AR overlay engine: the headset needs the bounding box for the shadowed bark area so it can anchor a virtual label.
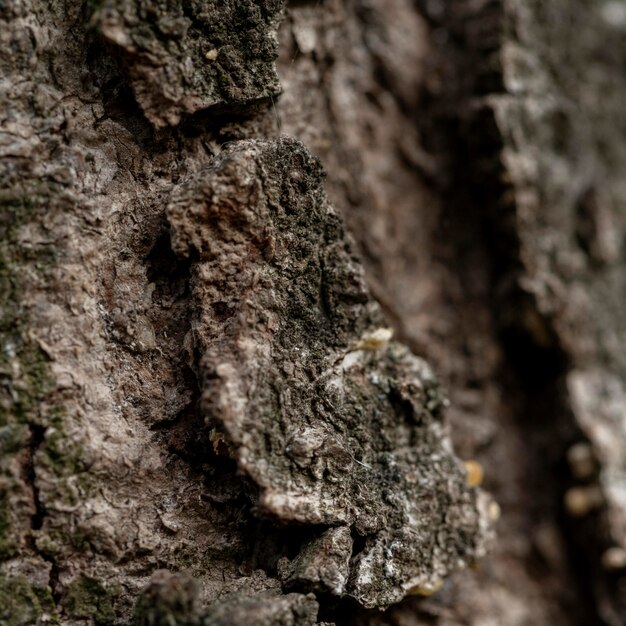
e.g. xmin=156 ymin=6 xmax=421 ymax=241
xmin=1 ymin=1 xmax=625 ymax=625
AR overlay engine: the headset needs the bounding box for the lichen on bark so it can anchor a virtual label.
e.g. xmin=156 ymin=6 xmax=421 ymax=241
xmin=166 ymin=137 xmax=493 ymax=609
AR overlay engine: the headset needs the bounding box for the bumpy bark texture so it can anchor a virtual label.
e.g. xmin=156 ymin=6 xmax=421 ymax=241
xmin=276 ymin=1 xmax=626 ymax=624
xmin=1 ymin=0 xmax=625 ymax=625
xmin=98 ymin=0 xmax=283 ymax=126
xmin=166 ymin=137 xmax=490 ymax=608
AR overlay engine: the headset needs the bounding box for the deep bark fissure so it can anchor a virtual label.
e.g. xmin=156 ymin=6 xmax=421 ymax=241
xmin=25 ymin=423 xmax=62 ymax=605
xmin=26 ymin=424 xmax=46 ymax=534
xmin=498 ymin=317 xmax=601 ymax=624
xmin=409 ymin=3 xmax=609 ymax=623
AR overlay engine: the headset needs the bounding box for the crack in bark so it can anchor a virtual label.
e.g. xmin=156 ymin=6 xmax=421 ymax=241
xmin=25 ymin=423 xmax=62 ymax=606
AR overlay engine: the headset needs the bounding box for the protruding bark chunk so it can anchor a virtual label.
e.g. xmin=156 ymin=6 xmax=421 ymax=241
xmin=167 ymin=137 xmax=493 ymax=608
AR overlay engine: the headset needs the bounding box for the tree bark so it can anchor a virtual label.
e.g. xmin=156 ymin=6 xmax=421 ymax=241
xmin=1 ymin=1 xmax=625 ymax=625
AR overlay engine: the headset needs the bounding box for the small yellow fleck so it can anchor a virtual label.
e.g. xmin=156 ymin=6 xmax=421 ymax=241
xmin=564 ymin=485 xmax=603 ymax=517
xmin=487 ymin=499 xmax=501 ymax=522
xmin=601 ymin=546 xmax=626 ymax=571
xmin=407 ymin=577 xmax=444 ymax=597
xmin=356 ymin=327 xmax=394 ymax=350
xmin=205 ymin=48 xmax=218 ymax=61
xmin=464 ymin=460 xmax=484 ymax=487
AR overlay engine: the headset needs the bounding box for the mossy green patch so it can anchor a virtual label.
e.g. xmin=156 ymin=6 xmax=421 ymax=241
xmin=0 ymin=183 xmax=63 ymax=563
xmin=40 ymin=419 xmax=87 ymax=479
xmin=63 ymin=575 xmax=117 ymax=625
xmin=0 ymin=424 xmax=30 ymax=456
xmin=0 ymin=187 xmax=56 ymax=429
xmin=0 ymin=490 xmax=18 ymax=560
xmin=0 ymin=574 xmax=57 ymax=626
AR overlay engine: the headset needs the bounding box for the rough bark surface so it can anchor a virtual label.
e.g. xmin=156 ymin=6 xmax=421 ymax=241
xmin=98 ymin=0 xmax=283 ymax=127
xmin=166 ymin=136 xmax=490 ymax=609
xmin=1 ymin=1 xmax=625 ymax=626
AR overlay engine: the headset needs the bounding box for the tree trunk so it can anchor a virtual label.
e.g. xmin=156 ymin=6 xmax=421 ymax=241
xmin=1 ymin=1 xmax=625 ymax=625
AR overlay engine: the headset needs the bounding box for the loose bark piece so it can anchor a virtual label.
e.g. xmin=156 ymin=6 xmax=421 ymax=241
xmin=203 ymin=591 xmax=319 ymax=626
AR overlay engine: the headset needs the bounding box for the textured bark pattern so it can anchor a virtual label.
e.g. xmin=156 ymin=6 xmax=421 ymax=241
xmin=98 ymin=0 xmax=283 ymax=127
xmin=0 ymin=0 xmax=492 ymax=624
xmin=276 ymin=0 xmax=626 ymax=624
xmin=166 ymin=137 xmax=490 ymax=608
xmin=495 ymin=2 xmax=626 ymax=622
xmin=1 ymin=0 xmax=625 ymax=624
